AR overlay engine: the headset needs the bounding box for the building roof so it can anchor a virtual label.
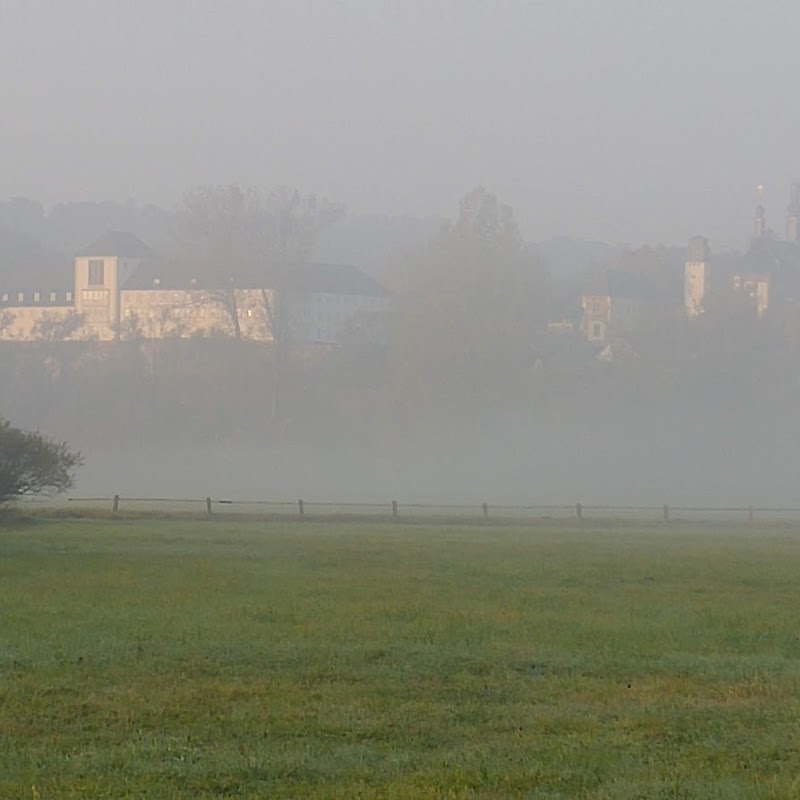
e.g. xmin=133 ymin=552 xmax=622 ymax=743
xmin=739 ymin=236 xmax=800 ymax=275
xmin=123 ymin=261 xmax=389 ymax=297
xmin=281 ymin=263 xmax=388 ymax=297
xmin=77 ymin=231 xmax=153 ymax=259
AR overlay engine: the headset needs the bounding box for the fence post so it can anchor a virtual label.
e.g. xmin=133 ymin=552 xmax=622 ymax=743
xmin=748 ymin=505 xmax=754 ymax=524
xmin=112 ymin=494 xmax=120 ymax=513
xmin=392 ymin=500 xmax=398 ymax=519
xmin=482 ymin=502 xmax=489 ymax=520
xmin=575 ymin=502 xmax=583 ymax=521
xmin=298 ymin=498 xmax=304 ymax=518
xmin=206 ymin=497 xmax=213 ymax=516
xmin=662 ymin=504 xmax=669 ymax=523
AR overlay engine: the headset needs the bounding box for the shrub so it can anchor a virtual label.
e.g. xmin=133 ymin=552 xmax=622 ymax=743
xmin=0 ymin=419 xmax=82 ymax=507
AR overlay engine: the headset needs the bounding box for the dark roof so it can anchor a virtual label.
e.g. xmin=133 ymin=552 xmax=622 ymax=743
xmin=77 ymin=231 xmax=153 ymax=259
xmin=122 ymin=261 xmax=388 ymax=297
xmin=281 ymin=263 xmax=388 ymax=297
xmin=739 ymin=236 xmax=800 ymax=274
xmin=0 ymin=272 xmax=73 ymax=295
xmin=122 ymin=260 xmax=275 ymax=291
xmin=122 ymin=261 xmax=205 ymax=290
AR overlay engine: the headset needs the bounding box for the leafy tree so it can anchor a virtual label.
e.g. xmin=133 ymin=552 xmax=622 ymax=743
xmin=389 ymin=187 xmax=548 ymax=418
xmin=0 ymin=419 xmax=82 ymax=507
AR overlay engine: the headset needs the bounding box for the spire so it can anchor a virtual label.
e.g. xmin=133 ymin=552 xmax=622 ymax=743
xmin=754 ymin=204 xmax=766 ymax=238
xmin=787 ymin=180 xmax=800 ymax=243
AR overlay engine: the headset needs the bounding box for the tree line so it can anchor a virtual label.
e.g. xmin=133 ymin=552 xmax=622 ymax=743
xmin=3 ymin=183 xmax=800 ymax=460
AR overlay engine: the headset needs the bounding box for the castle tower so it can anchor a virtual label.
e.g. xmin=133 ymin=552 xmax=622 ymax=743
xmin=74 ymin=231 xmax=151 ymax=340
xmin=787 ymin=180 xmax=800 ymax=243
xmin=684 ymin=235 xmax=710 ymax=318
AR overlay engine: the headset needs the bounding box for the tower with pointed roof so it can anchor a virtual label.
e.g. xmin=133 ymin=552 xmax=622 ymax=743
xmin=74 ymin=231 xmax=152 ymax=338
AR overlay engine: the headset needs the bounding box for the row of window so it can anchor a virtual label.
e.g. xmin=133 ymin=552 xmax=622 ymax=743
xmin=1 ymin=291 xmax=73 ymax=304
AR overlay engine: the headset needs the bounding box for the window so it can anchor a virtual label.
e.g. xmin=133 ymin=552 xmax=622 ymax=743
xmin=82 ymin=290 xmax=107 ymax=302
xmin=33 ymin=292 xmax=40 ymax=302
xmin=88 ymin=259 xmax=105 ymax=286
xmin=50 ymin=292 xmax=56 ymax=302
xmin=591 ymin=322 xmax=603 ymax=339
xmin=17 ymin=293 xmax=23 ymax=303
xmin=66 ymin=292 xmax=72 ymax=302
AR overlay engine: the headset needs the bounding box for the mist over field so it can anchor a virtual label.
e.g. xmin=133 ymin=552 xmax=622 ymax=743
xmin=64 ymin=397 xmax=798 ymax=509
xmin=3 ymin=1 xmax=800 ymax=510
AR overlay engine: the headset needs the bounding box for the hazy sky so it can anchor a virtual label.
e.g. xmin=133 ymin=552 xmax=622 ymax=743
xmin=2 ymin=0 xmax=799 ymax=248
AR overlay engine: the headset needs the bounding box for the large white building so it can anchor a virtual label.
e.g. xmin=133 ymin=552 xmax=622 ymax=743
xmin=0 ymin=232 xmax=390 ymax=345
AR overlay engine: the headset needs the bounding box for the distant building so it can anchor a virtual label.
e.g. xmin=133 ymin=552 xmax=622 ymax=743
xmin=684 ymin=235 xmax=710 ymax=318
xmin=731 ymin=234 xmax=800 ymax=318
xmin=732 ymin=272 xmax=770 ymax=317
xmin=280 ymin=263 xmax=390 ymax=346
xmin=580 ymin=271 xmax=661 ymax=345
xmin=0 ymin=231 xmax=390 ymax=345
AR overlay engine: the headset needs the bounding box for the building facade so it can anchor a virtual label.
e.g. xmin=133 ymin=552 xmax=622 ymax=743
xmin=0 ymin=232 xmax=389 ymax=345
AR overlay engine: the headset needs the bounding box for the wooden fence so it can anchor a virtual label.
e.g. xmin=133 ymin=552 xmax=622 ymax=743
xmin=54 ymin=495 xmax=800 ymax=524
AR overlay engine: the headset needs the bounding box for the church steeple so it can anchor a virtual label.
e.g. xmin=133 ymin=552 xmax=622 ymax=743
xmin=754 ymin=184 xmax=767 ymax=238
xmin=787 ymin=180 xmax=800 ymax=243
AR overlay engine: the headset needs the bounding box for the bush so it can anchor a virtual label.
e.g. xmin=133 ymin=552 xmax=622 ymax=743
xmin=0 ymin=419 xmax=82 ymax=507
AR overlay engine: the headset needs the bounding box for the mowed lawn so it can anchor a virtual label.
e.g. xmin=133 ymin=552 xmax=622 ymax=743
xmin=2 ymin=519 xmax=800 ymax=799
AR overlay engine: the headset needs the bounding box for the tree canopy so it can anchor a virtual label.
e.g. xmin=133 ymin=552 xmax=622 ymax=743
xmin=389 ymin=187 xmax=548 ymax=416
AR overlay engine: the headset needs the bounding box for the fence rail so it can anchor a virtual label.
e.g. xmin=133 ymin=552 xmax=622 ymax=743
xmin=35 ymin=495 xmax=800 ymax=524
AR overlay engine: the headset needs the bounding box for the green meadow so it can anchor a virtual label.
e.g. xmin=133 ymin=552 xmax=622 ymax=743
xmin=2 ymin=517 xmax=800 ymax=799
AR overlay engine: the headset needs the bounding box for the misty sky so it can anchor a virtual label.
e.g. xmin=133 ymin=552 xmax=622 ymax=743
xmin=2 ymin=0 xmax=798 ymax=249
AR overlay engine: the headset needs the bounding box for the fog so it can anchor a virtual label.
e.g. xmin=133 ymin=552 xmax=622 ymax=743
xmin=74 ymin=406 xmax=800 ymax=509
xmin=2 ymin=1 xmax=800 ymax=248
xmin=3 ymin=2 xmax=800 ymax=512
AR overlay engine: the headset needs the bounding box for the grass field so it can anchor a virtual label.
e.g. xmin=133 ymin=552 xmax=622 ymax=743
xmin=2 ymin=517 xmax=800 ymax=798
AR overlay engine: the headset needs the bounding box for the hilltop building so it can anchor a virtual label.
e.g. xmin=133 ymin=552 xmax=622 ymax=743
xmin=0 ymin=232 xmax=389 ymax=345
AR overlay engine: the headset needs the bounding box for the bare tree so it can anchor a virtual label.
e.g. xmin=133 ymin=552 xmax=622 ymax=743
xmin=173 ymin=184 xmax=344 ymax=417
